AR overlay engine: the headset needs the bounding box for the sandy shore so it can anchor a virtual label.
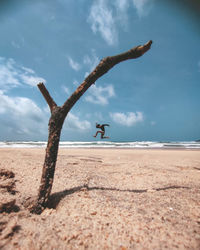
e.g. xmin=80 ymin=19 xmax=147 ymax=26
xmin=0 ymin=148 xmax=200 ymax=249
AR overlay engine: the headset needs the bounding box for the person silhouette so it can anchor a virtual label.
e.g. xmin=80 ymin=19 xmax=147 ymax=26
xmin=93 ymin=123 xmax=110 ymax=139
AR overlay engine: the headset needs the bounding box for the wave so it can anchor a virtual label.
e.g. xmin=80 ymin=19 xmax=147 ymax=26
xmin=0 ymin=141 xmax=200 ymax=149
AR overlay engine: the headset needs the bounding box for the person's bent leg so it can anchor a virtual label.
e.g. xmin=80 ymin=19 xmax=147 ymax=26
xmin=93 ymin=131 xmax=103 ymax=138
xmin=101 ymin=132 xmax=105 ymax=139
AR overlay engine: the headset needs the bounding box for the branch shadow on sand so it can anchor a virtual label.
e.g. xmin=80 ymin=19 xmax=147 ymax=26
xmin=47 ymin=185 xmax=190 ymax=209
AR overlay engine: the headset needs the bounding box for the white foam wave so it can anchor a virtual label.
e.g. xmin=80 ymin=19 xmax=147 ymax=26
xmin=0 ymin=141 xmax=200 ymax=149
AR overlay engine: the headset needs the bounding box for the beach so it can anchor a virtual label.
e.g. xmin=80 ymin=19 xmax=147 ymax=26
xmin=0 ymin=148 xmax=200 ymax=249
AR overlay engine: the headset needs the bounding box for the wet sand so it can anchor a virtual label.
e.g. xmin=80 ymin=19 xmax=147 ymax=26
xmin=0 ymin=148 xmax=200 ymax=249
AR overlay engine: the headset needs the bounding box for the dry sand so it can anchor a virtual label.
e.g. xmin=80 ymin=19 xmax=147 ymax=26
xmin=0 ymin=148 xmax=200 ymax=249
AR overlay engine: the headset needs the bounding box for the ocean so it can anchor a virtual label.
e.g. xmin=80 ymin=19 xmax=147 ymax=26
xmin=0 ymin=141 xmax=200 ymax=149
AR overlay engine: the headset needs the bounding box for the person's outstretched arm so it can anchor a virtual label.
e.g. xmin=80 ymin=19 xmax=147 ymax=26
xmin=102 ymin=124 xmax=110 ymax=127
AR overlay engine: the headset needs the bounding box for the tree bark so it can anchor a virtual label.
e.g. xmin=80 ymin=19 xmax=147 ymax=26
xmin=31 ymin=106 xmax=65 ymax=214
xmin=31 ymin=40 xmax=152 ymax=214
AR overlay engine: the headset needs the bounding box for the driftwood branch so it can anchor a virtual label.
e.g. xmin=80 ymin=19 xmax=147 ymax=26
xmin=38 ymin=82 xmax=57 ymax=112
xmin=31 ymin=40 xmax=153 ymax=214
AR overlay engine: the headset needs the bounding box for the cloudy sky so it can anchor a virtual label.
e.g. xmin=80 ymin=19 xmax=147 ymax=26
xmin=0 ymin=0 xmax=200 ymax=141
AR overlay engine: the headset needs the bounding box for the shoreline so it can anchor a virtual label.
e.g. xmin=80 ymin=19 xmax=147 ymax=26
xmin=0 ymin=145 xmax=200 ymax=151
xmin=0 ymin=147 xmax=200 ymax=151
xmin=1 ymin=141 xmax=200 ymax=151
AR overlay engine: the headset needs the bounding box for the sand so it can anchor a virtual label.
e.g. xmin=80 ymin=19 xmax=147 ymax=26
xmin=0 ymin=148 xmax=200 ymax=249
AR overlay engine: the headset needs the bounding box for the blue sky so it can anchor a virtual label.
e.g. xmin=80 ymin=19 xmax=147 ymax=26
xmin=0 ymin=0 xmax=200 ymax=141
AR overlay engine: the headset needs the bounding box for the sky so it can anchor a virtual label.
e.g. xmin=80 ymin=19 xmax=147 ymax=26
xmin=0 ymin=0 xmax=200 ymax=142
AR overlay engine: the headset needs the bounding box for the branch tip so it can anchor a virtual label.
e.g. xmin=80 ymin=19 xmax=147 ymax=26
xmin=38 ymin=82 xmax=44 ymax=87
xmin=37 ymin=82 xmax=57 ymax=112
xmin=137 ymin=40 xmax=153 ymax=55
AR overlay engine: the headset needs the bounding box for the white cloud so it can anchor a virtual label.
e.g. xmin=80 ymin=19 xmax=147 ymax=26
xmin=0 ymin=91 xmax=48 ymax=137
xmin=0 ymin=57 xmax=46 ymax=91
xmin=115 ymin=0 xmax=129 ymax=11
xmin=88 ymin=0 xmax=153 ymax=45
xmin=132 ymin=0 xmax=152 ymax=17
xmin=67 ymin=56 xmax=81 ymax=71
xmin=88 ymin=0 xmax=117 ymax=46
xmin=62 ymin=85 xmax=70 ymax=95
xmin=85 ymin=84 xmax=115 ymax=105
xmin=83 ymin=49 xmax=99 ymax=72
xmin=0 ymin=90 xmax=91 ymax=139
xmin=113 ymin=0 xmax=129 ymax=27
xmin=0 ymin=58 xmax=21 ymax=90
xmin=73 ymin=80 xmax=79 ymax=86
xmin=64 ymin=112 xmax=91 ymax=130
xmin=20 ymin=74 xmax=45 ymax=87
xmin=21 ymin=66 xmax=35 ymax=74
xmin=110 ymin=111 xmax=143 ymax=126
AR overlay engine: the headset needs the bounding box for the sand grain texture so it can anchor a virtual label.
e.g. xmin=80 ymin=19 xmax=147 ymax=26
xmin=0 ymin=148 xmax=200 ymax=249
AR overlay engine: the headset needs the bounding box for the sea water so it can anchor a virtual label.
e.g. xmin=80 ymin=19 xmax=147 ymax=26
xmin=0 ymin=141 xmax=200 ymax=149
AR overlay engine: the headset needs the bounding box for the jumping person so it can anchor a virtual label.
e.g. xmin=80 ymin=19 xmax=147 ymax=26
xmin=93 ymin=123 xmax=110 ymax=139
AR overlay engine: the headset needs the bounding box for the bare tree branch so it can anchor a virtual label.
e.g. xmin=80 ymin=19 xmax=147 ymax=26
xmin=61 ymin=40 xmax=152 ymax=115
xmin=38 ymin=82 xmax=57 ymax=113
xmin=31 ymin=40 xmax=153 ymax=214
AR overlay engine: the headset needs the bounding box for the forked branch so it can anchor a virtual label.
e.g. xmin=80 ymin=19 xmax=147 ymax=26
xmin=31 ymin=40 xmax=152 ymax=214
xmin=38 ymin=82 xmax=57 ymax=113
